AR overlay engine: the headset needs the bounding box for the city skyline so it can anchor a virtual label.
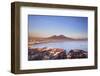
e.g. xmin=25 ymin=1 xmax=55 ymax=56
xmin=28 ymin=15 xmax=88 ymax=39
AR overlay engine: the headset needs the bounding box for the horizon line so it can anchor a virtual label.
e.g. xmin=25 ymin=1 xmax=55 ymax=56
xmin=28 ymin=34 xmax=88 ymax=39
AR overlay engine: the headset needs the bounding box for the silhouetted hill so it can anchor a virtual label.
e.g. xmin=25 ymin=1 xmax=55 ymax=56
xmin=47 ymin=35 xmax=74 ymax=40
xmin=29 ymin=35 xmax=88 ymax=41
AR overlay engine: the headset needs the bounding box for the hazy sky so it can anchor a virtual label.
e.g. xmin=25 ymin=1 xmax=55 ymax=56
xmin=28 ymin=15 xmax=88 ymax=38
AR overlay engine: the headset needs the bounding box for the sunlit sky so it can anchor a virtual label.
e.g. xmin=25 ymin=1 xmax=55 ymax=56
xmin=28 ymin=15 xmax=88 ymax=39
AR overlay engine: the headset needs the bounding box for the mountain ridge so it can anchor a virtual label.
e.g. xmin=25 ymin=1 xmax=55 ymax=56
xmin=29 ymin=35 xmax=88 ymax=40
xmin=47 ymin=35 xmax=74 ymax=40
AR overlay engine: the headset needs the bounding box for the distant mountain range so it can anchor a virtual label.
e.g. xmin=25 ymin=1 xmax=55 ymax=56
xmin=29 ymin=35 xmax=87 ymax=41
xmin=47 ymin=35 xmax=74 ymax=40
